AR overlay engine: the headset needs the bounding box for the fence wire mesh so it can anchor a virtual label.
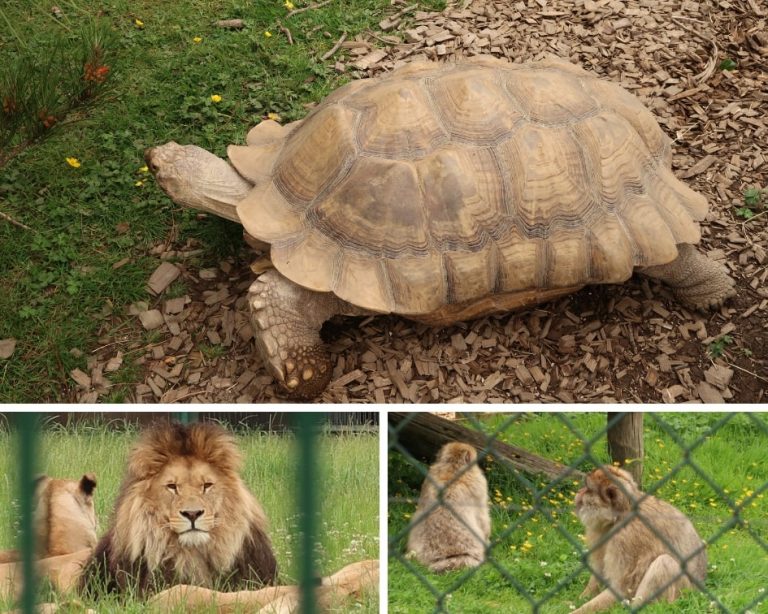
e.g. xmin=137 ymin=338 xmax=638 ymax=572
xmin=388 ymin=412 xmax=768 ymax=614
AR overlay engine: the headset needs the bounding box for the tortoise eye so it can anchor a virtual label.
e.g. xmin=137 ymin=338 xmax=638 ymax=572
xmin=166 ymin=483 xmax=178 ymax=493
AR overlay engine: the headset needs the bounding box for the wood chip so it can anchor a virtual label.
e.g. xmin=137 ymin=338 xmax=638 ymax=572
xmin=70 ymin=368 xmax=91 ymax=389
xmin=105 ymin=351 xmax=123 ymax=373
xmin=147 ymin=262 xmax=181 ymax=295
xmin=698 ymin=381 xmax=725 ymax=404
xmin=0 ymin=338 xmax=16 ymax=359
xmin=215 ymin=19 xmax=245 ymax=29
xmin=139 ymin=309 xmax=165 ymax=330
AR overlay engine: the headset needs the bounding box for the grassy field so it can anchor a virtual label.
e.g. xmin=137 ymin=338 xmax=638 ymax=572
xmin=389 ymin=413 xmax=768 ymax=614
xmin=0 ymin=0 xmax=442 ymax=402
xmin=0 ymin=417 xmax=379 ymax=612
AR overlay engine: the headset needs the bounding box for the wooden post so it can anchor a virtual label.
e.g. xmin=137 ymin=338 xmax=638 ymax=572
xmin=606 ymin=413 xmax=644 ymax=488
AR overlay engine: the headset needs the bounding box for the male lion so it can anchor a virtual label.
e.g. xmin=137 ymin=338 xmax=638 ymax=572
xmin=0 ymin=473 xmax=98 ymax=564
xmin=79 ymin=422 xmax=278 ymax=596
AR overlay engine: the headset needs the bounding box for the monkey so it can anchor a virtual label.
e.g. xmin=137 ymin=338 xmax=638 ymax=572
xmin=572 ymin=465 xmax=707 ymax=614
xmin=406 ymin=442 xmax=491 ymax=573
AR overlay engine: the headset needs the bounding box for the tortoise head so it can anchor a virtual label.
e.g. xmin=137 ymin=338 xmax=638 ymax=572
xmin=145 ymin=141 xmax=209 ymax=205
xmin=144 ymin=142 xmax=252 ymax=222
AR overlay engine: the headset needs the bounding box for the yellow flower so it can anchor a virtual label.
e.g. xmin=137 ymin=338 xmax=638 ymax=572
xmin=284 ymin=0 xmax=295 ymax=9
xmin=139 ymin=165 xmax=149 ymax=173
xmin=135 ymin=180 xmax=144 ymax=187
xmin=267 ymin=112 xmax=281 ymax=122
xmin=210 ymin=94 xmax=222 ymax=103
xmin=134 ymin=18 xmax=144 ymax=28
xmin=264 ymin=31 xmax=272 ymax=37
xmin=193 ymin=36 xmax=203 ymax=44
xmin=65 ymin=157 xmax=81 ymax=168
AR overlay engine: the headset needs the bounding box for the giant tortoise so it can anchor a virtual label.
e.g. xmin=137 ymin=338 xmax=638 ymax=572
xmin=145 ymin=56 xmax=735 ymax=399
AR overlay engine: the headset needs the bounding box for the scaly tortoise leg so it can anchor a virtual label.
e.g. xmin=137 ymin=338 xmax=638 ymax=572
xmin=640 ymin=243 xmax=736 ymax=311
xmin=248 ymin=269 xmax=371 ymax=399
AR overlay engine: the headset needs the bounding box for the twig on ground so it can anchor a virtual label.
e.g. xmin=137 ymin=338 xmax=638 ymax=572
xmin=671 ymin=16 xmax=719 ymax=83
xmin=277 ymin=21 xmax=294 ymax=45
xmin=0 ymin=210 xmax=32 ymax=231
xmin=726 ymin=361 xmax=768 ymax=383
xmin=321 ymin=32 xmax=347 ymax=61
xmin=286 ymin=0 xmax=333 ymax=18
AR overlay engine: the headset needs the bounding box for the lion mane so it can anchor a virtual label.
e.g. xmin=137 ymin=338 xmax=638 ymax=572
xmin=80 ymin=422 xmax=277 ymax=596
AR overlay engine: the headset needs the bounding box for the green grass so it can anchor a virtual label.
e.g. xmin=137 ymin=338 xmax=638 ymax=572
xmin=0 ymin=419 xmax=379 ymax=612
xmin=0 ymin=0 xmax=446 ymax=401
xmin=389 ymin=413 xmax=768 ymax=613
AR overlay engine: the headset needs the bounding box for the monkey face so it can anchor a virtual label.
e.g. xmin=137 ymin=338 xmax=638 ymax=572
xmin=574 ymin=467 xmax=635 ymax=528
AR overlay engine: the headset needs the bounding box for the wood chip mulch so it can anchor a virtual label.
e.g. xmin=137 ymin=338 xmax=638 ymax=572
xmin=72 ymin=0 xmax=767 ymax=404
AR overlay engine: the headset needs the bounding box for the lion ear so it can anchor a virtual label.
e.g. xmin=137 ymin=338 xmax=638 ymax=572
xmin=80 ymin=473 xmax=97 ymax=497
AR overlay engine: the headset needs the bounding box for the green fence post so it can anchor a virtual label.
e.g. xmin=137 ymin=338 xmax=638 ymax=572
xmin=17 ymin=413 xmax=37 ymax=614
xmin=296 ymin=413 xmax=320 ymax=614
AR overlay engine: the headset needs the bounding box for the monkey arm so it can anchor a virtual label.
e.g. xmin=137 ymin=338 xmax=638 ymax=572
xmin=579 ymin=574 xmax=601 ymax=598
xmin=571 ymin=587 xmax=620 ymax=614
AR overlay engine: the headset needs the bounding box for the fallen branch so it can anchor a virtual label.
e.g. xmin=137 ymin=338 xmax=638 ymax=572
xmin=389 ymin=412 xmax=582 ymax=481
xmin=0 ymin=210 xmax=32 ymax=231
xmin=321 ymin=32 xmax=347 ymax=61
xmin=277 ymin=21 xmax=294 ymax=45
xmin=286 ymin=0 xmax=333 ymax=18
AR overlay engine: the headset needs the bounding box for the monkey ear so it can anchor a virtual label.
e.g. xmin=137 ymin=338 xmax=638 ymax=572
xmin=605 ymin=485 xmax=619 ymax=502
xmin=463 ymin=449 xmax=472 ymax=464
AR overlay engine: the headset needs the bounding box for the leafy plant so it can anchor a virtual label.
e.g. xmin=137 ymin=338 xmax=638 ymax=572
xmin=708 ymin=334 xmax=733 ymax=358
xmin=735 ymin=187 xmax=766 ymax=219
xmin=0 ymin=4 xmax=114 ymax=161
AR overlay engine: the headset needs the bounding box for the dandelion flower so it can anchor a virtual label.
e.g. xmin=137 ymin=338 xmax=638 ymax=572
xmin=135 ymin=180 xmax=144 ymax=187
xmin=65 ymin=157 xmax=81 ymax=168
xmin=284 ymin=0 xmax=295 ymax=9
xmin=134 ymin=18 xmax=144 ymax=28
xmin=139 ymin=165 xmax=149 ymax=173
xmin=267 ymin=112 xmax=281 ymax=122
xmin=264 ymin=31 xmax=272 ymax=37
xmin=211 ymin=94 xmax=222 ymax=103
xmin=193 ymin=36 xmax=203 ymax=44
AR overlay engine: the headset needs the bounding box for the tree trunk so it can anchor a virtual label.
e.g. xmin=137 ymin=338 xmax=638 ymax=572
xmin=388 ymin=412 xmax=581 ymax=481
xmin=606 ymin=412 xmax=644 ymax=488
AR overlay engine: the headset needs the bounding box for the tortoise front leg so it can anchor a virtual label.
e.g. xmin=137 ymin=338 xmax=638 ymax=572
xmin=640 ymin=243 xmax=735 ymax=310
xmin=248 ymin=269 xmax=370 ymax=399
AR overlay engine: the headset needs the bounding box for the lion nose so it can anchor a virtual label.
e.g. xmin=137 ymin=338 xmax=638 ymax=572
xmin=180 ymin=509 xmax=204 ymax=524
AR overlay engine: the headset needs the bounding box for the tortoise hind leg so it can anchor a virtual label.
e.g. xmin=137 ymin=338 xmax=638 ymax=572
xmin=640 ymin=243 xmax=735 ymax=310
xmin=248 ymin=269 xmax=370 ymax=399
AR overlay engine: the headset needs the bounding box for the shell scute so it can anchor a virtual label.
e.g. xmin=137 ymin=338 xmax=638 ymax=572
xmin=273 ymin=105 xmax=358 ymax=205
xmin=346 ymin=79 xmax=448 ymax=157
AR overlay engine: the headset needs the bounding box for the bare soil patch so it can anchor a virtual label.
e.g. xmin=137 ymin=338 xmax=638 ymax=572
xmin=73 ymin=0 xmax=767 ymax=403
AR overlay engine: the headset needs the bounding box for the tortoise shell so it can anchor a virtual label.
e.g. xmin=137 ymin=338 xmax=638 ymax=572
xmin=228 ymin=56 xmax=707 ymax=320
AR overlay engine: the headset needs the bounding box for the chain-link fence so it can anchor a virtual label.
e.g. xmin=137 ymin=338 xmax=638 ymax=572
xmin=1 ymin=412 xmax=379 ymax=613
xmin=389 ymin=412 xmax=768 ymax=614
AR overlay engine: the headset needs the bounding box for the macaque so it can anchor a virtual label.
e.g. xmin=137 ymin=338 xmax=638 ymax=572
xmin=572 ymin=465 xmax=707 ymax=614
xmin=406 ymin=442 xmax=491 ymax=573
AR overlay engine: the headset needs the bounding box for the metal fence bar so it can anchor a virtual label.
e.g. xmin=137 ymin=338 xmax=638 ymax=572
xmin=296 ymin=412 xmax=320 ymax=614
xmin=17 ymin=413 xmax=37 ymax=614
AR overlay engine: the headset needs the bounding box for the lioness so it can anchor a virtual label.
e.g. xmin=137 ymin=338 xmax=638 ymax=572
xmin=0 ymin=473 xmax=97 ymax=564
xmin=79 ymin=422 xmax=278 ymax=596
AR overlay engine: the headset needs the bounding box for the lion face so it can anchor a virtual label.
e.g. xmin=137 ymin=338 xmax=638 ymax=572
xmin=89 ymin=422 xmax=278 ymax=594
xmin=153 ymin=457 xmax=223 ymax=548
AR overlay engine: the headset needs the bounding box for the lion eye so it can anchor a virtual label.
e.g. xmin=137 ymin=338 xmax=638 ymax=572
xmin=203 ymin=482 xmax=213 ymax=492
xmin=166 ymin=483 xmax=178 ymax=493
